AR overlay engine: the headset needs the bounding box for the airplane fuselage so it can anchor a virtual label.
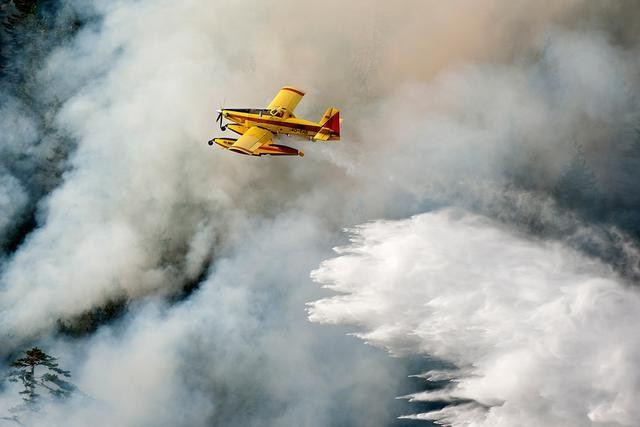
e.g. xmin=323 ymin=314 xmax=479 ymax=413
xmin=221 ymin=109 xmax=338 ymax=141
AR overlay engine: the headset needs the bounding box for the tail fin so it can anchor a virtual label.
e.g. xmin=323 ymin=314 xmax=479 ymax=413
xmin=314 ymin=108 xmax=340 ymax=141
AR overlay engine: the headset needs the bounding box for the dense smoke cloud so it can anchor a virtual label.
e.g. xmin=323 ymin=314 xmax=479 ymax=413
xmin=0 ymin=0 xmax=585 ymax=343
xmin=309 ymin=211 xmax=640 ymax=425
xmin=3 ymin=214 xmax=412 ymax=427
xmin=0 ymin=2 xmax=93 ymax=257
xmin=1 ymin=0 xmax=640 ymax=425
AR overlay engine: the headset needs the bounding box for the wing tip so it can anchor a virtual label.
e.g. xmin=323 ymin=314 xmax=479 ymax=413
xmin=281 ymin=86 xmax=305 ymax=96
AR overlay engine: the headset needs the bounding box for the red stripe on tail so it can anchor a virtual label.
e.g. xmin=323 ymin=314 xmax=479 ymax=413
xmin=324 ymin=111 xmax=340 ymax=136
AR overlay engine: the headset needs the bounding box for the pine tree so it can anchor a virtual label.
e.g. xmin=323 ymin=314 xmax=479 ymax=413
xmin=6 ymin=347 xmax=75 ymax=414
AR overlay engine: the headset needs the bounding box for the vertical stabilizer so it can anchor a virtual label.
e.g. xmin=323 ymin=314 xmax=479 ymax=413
xmin=315 ymin=108 xmax=341 ymax=141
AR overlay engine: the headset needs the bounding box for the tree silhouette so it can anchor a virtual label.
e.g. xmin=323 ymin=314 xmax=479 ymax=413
xmin=6 ymin=347 xmax=75 ymax=414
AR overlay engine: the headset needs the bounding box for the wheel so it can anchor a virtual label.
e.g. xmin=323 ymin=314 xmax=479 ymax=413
xmin=208 ymin=140 xmax=214 ymax=146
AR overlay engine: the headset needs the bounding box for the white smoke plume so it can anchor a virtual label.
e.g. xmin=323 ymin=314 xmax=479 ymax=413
xmin=1 ymin=0 xmax=640 ymax=426
xmin=308 ymin=210 xmax=640 ymax=426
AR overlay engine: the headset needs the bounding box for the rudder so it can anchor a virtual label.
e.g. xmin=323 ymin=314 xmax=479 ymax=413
xmin=315 ymin=108 xmax=340 ymax=141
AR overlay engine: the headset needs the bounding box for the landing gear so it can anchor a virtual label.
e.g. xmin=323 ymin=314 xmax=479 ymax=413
xmin=207 ymin=139 xmax=214 ymax=146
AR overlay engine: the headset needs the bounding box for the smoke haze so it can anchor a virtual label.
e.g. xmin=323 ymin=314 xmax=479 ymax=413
xmin=1 ymin=0 xmax=640 ymax=425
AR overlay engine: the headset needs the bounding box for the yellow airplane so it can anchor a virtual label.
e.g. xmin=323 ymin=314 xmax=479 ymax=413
xmin=207 ymin=86 xmax=340 ymax=157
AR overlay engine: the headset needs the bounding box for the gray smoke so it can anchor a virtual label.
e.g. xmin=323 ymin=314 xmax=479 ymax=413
xmin=1 ymin=0 xmax=640 ymax=426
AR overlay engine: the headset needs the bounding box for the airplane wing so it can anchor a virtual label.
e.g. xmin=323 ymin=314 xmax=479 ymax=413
xmin=230 ymin=126 xmax=274 ymax=155
xmin=229 ymin=126 xmax=303 ymax=156
xmin=267 ymin=86 xmax=305 ymax=114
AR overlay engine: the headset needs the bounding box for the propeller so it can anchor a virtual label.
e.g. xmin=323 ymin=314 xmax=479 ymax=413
xmin=216 ymin=110 xmax=226 ymax=131
xmin=208 ymin=101 xmax=225 ymax=146
xmin=217 ymin=98 xmax=227 ymax=130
